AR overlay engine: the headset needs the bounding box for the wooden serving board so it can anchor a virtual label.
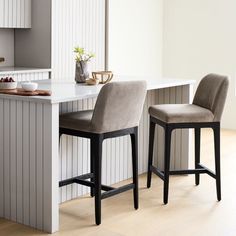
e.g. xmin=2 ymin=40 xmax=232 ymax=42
xmin=0 ymin=88 xmax=51 ymax=96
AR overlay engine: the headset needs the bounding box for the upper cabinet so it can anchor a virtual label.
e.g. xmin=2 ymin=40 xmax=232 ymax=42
xmin=0 ymin=0 xmax=31 ymax=28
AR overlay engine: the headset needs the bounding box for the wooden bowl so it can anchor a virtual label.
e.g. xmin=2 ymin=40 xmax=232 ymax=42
xmin=92 ymin=71 xmax=113 ymax=84
xmin=85 ymin=78 xmax=100 ymax=86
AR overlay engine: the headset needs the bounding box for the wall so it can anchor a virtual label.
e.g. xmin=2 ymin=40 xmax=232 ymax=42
xmin=108 ymin=0 xmax=163 ymax=78
xmin=163 ymin=0 xmax=236 ymax=129
xmin=0 ymin=29 xmax=14 ymax=67
xmin=51 ymin=0 xmax=106 ymax=82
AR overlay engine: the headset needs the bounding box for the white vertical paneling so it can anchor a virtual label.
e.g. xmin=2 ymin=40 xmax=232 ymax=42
xmin=24 ymin=0 xmax=31 ymax=28
xmin=51 ymin=0 xmax=106 ymax=82
xmin=10 ymin=100 xmax=17 ymax=221
xmin=3 ymin=99 xmax=10 ymax=220
xmin=155 ymin=88 xmax=164 ymax=169
xmin=22 ymin=101 xmax=30 ymax=225
xmin=169 ymin=87 xmax=176 ymax=171
xmin=16 ymin=100 xmax=23 ymax=223
xmin=8 ymin=0 xmax=13 ymax=27
xmin=0 ymin=98 xmax=59 ymax=233
xmin=0 ymin=71 xmax=50 ymax=82
xmin=43 ymin=103 xmax=59 ymax=233
xmin=29 ymin=102 xmax=36 ymax=227
xmin=181 ymin=85 xmax=191 ymax=169
xmin=20 ymin=0 xmax=25 ymax=28
xmin=0 ymin=99 xmax=3 ymax=218
xmin=16 ymin=0 xmax=21 ymax=28
xmin=175 ymin=86 xmax=183 ymax=170
xmin=36 ymin=103 xmax=43 ymax=230
xmin=4 ymin=0 xmax=9 ymax=26
xmin=0 ymin=0 xmax=31 ymax=28
xmin=0 ymin=0 xmax=4 ymax=27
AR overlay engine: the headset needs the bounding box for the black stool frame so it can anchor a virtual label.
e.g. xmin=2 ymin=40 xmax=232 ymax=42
xmin=59 ymin=126 xmax=139 ymax=225
xmin=147 ymin=116 xmax=221 ymax=204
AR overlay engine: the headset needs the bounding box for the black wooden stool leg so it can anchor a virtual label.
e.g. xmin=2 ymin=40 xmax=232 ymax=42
xmin=90 ymin=140 xmax=95 ymax=197
xmin=147 ymin=120 xmax=156 ymax=188
xmin=213 ymin=124 xmax=221 ymax=201
xmin=93 ymin=135 xmax=103 ymax=225
xmin=163 ymin=126 xmax=172 ymax=205
xmin=130 ymin=128 xmax=139 ymax=210
xmin=195 ymin=128 xmax=201 ymax=185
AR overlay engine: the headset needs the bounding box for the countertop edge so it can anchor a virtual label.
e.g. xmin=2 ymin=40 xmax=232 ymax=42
xmin=0 ymin=79 xmax=195 ymax=104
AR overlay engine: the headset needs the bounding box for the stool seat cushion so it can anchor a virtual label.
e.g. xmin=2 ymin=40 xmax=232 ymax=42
xmin=149 ymin=104 xmax=214 ymax=123
xmin=60 ymin=110 xmax=93 ymax=132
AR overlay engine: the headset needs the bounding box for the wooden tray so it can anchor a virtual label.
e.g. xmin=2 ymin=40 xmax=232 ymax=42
xmin=0 ymin=88 xmax=51 ymax=96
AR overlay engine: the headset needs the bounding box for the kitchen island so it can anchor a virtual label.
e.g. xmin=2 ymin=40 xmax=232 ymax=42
xmin=0 ymin=77 xmax=194 ymax=233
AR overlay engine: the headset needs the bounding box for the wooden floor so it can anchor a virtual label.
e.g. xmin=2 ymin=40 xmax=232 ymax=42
xmin=1 ymin=129 xmax=236 ymax=236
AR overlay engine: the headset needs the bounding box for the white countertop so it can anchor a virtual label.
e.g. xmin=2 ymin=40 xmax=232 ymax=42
xmin=0 ymin=76 xmax=195 ymax=104
xmin=0 ymin=67 xmax=51 ymax=75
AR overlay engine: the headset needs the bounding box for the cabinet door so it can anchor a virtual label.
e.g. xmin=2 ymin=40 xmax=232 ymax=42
xmin=0 ymin=0 xmax=31 ymax=28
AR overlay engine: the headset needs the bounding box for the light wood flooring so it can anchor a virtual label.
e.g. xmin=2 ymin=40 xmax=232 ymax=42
xmin=1 ymin=129 xmax=236 ymax=236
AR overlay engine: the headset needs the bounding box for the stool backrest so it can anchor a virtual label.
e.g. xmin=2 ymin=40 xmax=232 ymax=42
xmin=193 ymin=74 xmax=229 ymax=121
xmin=91 ymin=81 xmax=147 ymax=133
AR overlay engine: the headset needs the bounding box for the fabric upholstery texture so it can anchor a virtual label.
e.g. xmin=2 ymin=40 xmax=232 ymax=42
xmin=149 ymin=104 xmax=214 ymax=123
xmin=60 ymin=110 xmax=93 ymax=132
xmin=193 ymin=74 xmax=229 ymax=121
xmin=149 ymin=74 xmax=229 ymax=123
xmin=60 ymin=81 xmax=147 ymax=133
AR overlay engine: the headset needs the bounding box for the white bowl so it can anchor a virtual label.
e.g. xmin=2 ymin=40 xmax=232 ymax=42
xmin=0 ymin=82 xmax=17 ymax=90
xmin=21 ymin=82 xmax=38 ymax=92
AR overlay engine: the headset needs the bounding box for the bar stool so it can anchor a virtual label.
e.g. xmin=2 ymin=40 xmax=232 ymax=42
xmin=59 ymin=81 xmax=147 ymax=225
xmin=147 ymin=74 xmax=229 ymax=204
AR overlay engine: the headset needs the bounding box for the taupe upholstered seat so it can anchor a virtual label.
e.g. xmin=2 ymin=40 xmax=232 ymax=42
xmin=149 ymin=74 xmax=228 ymax=124
xmin=60 ymin=110 xmax=93 ymax=132
xmin=60 ymin=81 xmax=147 ymax=133
xmin=59 ymin=80 xmax=147 ymax=225
xmin=149 ymin=104 xmax=214 ymax=123
xmin=147 ymin=74 xmax=229 ymax=205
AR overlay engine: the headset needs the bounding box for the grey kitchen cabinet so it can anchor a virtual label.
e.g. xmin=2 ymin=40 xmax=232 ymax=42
xmin=0 ymin=0 xmax=31 ymax=28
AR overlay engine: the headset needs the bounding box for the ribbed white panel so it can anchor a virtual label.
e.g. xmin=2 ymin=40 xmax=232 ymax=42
xmin=0 ymin=0 xmax=31 ymax=28
xmin=0 ymin=71 xmax=50 ymax=81
xmin=51 ymin=0 xmax=106 ymax=82
xmin=0 ymin=99 xmax=59 ymax=233
xmin=59 ymin=85 xmax=190 ymax=203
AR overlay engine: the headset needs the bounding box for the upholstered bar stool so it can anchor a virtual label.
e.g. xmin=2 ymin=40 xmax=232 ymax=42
xmin=59 ymin=81 xmax=147 ymax=225
xmin=147 ymin=74 xmax=229 ymax=204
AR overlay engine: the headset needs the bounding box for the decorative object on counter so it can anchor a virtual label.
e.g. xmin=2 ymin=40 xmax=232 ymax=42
xmin=0 ymin=88 xmax=51 ymax=96
xmin=0 ymin=77 xmax=17 ymax=90
xmin=85 ymin=78 xmax=100 ymax=86
xmin=92 ymin=71 xmax=113 ymax=84
xmin=0 ymin=57 xmax=5 ymax=63
xmin=21 ymin=82 xmax=38 ymax=92
xmin=74 ymin=46 xmax=95 ymax=83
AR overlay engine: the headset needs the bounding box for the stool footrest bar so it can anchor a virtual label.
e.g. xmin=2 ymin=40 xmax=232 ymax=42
xmin=150 ymin=165 xmax=164 ymax=180
xmin=169 ymin=169 xmax=207 ymax=175
xmin=150 ymin=165 xmax=216 ymax=180
xmin=198 ymin=164 xmax=216 ymax=178
xmin=101 ymin=183 xmax=135 ymax=200
xmin=59 ymin=173 xmax=93 ymax=187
